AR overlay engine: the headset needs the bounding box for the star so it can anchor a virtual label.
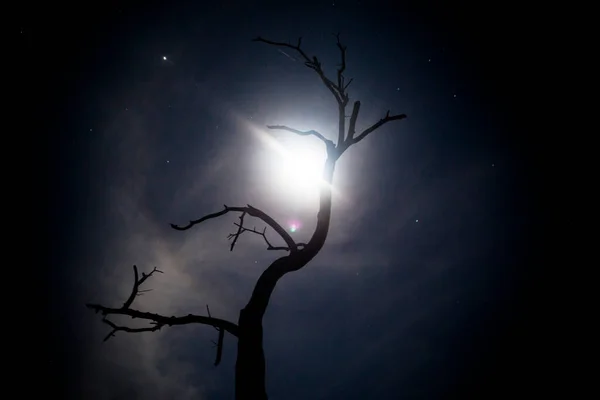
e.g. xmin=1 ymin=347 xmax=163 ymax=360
xmin=453 ymin=94 xmax=457 ymax=98
xmin=163 ymin=56 xmax=167 ymax=60
xmin=415 ymin=219 xmax=419 ymax=223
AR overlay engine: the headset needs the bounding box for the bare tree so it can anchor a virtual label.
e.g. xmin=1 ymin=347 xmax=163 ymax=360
xmin=87 ymin=34 xmax=406 ymax=400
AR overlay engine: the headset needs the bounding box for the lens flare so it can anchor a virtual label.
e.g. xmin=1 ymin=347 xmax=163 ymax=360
xmin=289 ymin=220 xmax=301 ymax=233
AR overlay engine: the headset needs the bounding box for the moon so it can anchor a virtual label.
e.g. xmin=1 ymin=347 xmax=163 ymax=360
xmin=278 ymin=146 xmax=324 ymax=190
xmin=249 ymin=122 xmax=330 ymax=207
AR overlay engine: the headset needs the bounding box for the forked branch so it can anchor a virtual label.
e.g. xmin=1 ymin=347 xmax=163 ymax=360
xmin=86 ymin=265 xmax=239 ymax=366
xmin=171 ymin=204 xmax=299 ymax=253
xmin=255 ymin=35 xmax=406 ymax=155
xmin=228 ymin=223 xmax=307 ymax=252
xmin=122 ymin=265 xmax=162 ymax=309
xmin=99 ymin=317 xmax=163 ymax=342
xmin=253 ymin=36 xmax=350 ymax=107
xmin=333 ymin=33 xmax=351 ymax=94
xmin=351 ymin=110 xmax=407 ymax=146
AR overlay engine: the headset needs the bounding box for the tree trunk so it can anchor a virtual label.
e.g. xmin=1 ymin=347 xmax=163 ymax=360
xmin=234 ymin=156 xmax=336 ymax=399
xmin=235 ymin=307 xmax=268 ymax=400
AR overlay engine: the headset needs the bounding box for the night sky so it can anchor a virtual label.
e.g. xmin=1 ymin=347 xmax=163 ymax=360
xmin=20 ymin=1 xmax=568 ymax=399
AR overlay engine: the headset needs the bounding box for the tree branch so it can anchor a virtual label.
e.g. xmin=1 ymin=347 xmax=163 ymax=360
xmin=122 ymin=265 xmax=163 ymax=309
xmin=228 ymin=212 xmax=247 ymax=251
xmin=351 ymin=110 xmax=407 ymax=146
xmin=266 ymin=125 xmax=334 ymax=151
xmin=228 ymin=223 xmax=307 ymax=252
xmin=252 ymin=36 xmax=349 ymax=107
xmin=333 ymin=33 xmax=347 ymax=97
xmin=100 ymin=317 xmax=163 ymax=342
xmin=86 ymin=265 xmax=239 ymax=366
xmin=266 ymin=125 xmax=330 ymax=145
xmin=87 ymin=304 xmax=240 ymax=337
xmin=205 ymin=306 xmax=227 ymax=366
xmin=346 ymin=101 xmax=361 ymax=143
xmin=255 ymin=35 xmax=407 ymax=155
xmin=214 ymin=327 xmax=225 ymax=366
xmin=171 ymin=204 xmax=298 ymax=253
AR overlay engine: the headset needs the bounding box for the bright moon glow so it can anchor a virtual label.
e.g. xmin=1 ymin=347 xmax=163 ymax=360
xmin=251 ymin=124 xmax=327 ymax=203
xmin=246 ymin=119 xmax=346 ymax=208
xmin=278 ymin=146 xmax=324 ymax=190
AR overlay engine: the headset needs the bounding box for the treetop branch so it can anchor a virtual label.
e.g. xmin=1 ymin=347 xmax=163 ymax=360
xmin=253 ymin=36 xmax=350 ymax=107
xmin=351 ymin=110 xmax=407 ymax=146
xmin=266 ymin=125 xmax=334 ymax=150
xmin=254 ymin=34 xmax=408 ymax=154
xmin=333 ymin=33 xmax=348 ymax=95
xmin=171 ymin=205 xmax=299 ymax=253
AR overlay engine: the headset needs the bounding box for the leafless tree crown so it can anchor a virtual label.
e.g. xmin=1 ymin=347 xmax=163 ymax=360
xmin=86 ymin=34 xmax=406 ymax=392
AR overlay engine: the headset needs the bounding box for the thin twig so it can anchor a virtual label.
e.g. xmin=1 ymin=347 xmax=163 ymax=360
xmin=122 ymin=265 xmax=163 ymax=309
xmin=352 ymin=110 xmax=407 ymax=145
xmin=171 ymin=204 xmax=299 ymax=253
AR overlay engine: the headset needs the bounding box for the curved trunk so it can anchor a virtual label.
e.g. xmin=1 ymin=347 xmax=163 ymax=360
xmin=234 ymin=156 xmax=337 ymax=399
xmin=235 ymin=307 xmax=267 ymax=399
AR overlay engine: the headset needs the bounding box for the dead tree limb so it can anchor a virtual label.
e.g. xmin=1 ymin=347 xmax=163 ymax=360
xmin=214 ymin=327 xmax=225 ymax=366
xmin=122 ymin=265 xmax=162 ymax=309
xmin=228 ymin=224 xmax=307 ymax=252
xmin=170 ymin=204 xmax=298 ymax=253
xmin=253 ymin=35 xmax=406 ymax=157
xmin=86 ymin=265 xmax=238 ymax=365
xmin=266 ymin=125 xmax=333 ymax=148
xmin=351 ymin=110 xmax=408 ymax=146
xmin=252 ymin=36 xmax=348 ymax=108
xmin=99 ymin=317 xmax=163 ymax=342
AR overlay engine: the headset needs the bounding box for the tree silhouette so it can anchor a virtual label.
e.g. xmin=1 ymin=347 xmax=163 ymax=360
xmin=87 ymin=34 xmax=406 ymax=400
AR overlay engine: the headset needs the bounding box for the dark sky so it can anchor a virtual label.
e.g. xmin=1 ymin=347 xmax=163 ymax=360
xmin=20 ymin=1 xmax=566 ymax=399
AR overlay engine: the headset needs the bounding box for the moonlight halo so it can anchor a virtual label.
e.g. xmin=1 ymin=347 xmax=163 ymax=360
xmin=250 ymin=122 xmax=330 ymax=205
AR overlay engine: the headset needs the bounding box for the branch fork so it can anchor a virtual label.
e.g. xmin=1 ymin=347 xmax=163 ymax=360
xmin=86 ymin=265 xmax=238 ymax=366
xmin=171 ymin=204 xmax=302 ymax=253
xmin=254 ymin=34 xmax=407 ymax=156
